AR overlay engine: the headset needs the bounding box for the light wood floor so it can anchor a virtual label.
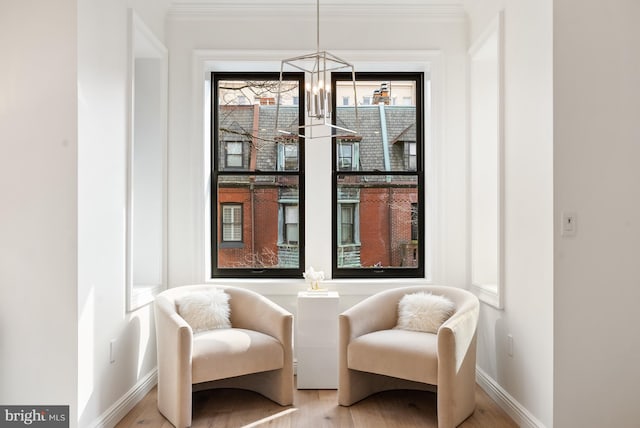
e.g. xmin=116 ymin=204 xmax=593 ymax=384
xmin=116 ymin=382 xmax=518 ymax=428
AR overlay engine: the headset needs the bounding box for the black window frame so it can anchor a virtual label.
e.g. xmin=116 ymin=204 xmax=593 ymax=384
xmin=331 ymin=72 xmax=425 ymax=279
xmin=211 ymin=72 xmax=305 ymax=278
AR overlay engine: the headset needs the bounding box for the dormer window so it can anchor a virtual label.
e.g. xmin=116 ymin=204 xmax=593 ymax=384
xmin=404 ymin=141 xmax=416 ymax=171
xmin=276 ymin=137 xmax=299 ymax=171
xmin=337 ymin=137 xmax=361 ymax=171
xmin=224 ymin=140 xmax=245 ymax=169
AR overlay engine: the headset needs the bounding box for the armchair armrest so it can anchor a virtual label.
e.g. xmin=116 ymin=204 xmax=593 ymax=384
xmin=436 ymin=294 xmax=479 ymax=427
xmin=154 ymin=295 xmax=194 ymax=428
xmin=340 ymin=290 xmax=402 ymax=342
xmin=438 ymin=297 xmax=479 ymax=373
xmin=225 ymin=287 xmax=293 ymax=348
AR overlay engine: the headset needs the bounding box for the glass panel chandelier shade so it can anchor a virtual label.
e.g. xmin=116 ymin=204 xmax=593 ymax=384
xmin=275 ymin=1 xmax=358 ymax=139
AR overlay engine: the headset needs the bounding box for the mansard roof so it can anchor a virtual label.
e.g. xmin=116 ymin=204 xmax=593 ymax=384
xmin=218 ymin=104 xmax=417 ymax=172
xmin=336 ymin=105 xmax=416 ymax=171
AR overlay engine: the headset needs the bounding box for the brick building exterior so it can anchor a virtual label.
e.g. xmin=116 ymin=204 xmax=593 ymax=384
xmin=215 ymin=102 xmax=418 ymax=270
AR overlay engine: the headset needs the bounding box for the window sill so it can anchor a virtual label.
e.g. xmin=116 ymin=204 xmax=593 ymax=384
xmin=471 ymin=283 xmax=503 ymax=309
xmin=128 ymin=283 xmax=164 ymax=312
xmin=205 ymin=277 xmax=434 ymax=296
xmin=219 ymin=242 xmax=244 ymax=249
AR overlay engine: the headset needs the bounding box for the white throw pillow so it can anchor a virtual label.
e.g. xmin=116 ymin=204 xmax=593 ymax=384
xmin=396 ymin=292 xmax=455 ymax=334
xmin=176 ymin=289 xmax=231 ymax=333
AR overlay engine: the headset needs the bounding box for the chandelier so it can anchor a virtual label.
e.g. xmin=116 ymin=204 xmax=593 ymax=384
xmin=275 ymin=0 xmax=358 ymax=139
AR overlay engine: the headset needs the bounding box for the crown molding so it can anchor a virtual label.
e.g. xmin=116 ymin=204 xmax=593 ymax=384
xmin=168 ymin=1 xmax=465 ymax=22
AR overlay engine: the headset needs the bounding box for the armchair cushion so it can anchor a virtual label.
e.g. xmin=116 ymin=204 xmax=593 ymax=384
xmin=176 ymin=289 xmax=231 ymax=333
xmin=348 ymin=329 xmax=439 ymax=385
xmin=192 ymin=328 xmax=284 ymax=384
xmin=396 ymin=292 xmax=454 ymax=334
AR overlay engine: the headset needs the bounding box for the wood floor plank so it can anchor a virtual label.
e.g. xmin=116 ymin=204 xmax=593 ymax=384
xmin=115 ymin=386 xmax=172 ymax=428
xmin=294 ymin=389 xmax=354 ymax=428
xmin=115 ymin=382 xmax=517 ymax=428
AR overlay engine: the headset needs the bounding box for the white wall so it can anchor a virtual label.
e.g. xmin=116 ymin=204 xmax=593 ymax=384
xmin=464 ymin=1 xmax=553 ymax=426
xmin=0 ymin=0 xmax=79 ymax=424
xmin=0 ymin=2 xmax=561 ymax=426
xmin=165 ymin=3 xmax=469 ymax=305
xmin=554 ymin=1 xmax=640 ymax=426
xmin=77 ymin=0 xmax=169 ymax=426
xmin=1 ymin=0 xmax=170 ymax=423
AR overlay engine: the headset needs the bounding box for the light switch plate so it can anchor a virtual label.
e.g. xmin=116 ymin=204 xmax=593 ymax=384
xmin=561 ymin=212 xmax=577 ymax=237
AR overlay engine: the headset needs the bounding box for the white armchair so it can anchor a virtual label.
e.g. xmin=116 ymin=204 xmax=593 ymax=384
xmin=338 ymin=285 xmax=480 ymax=428
xmin=154 ymin=285 xmax=294 ymax=428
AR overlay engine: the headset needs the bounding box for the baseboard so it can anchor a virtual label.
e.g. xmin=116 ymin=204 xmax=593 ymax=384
xmin=89 ymin=368 xmax=158 ymax=428
xmin=476 ymin=367 xmax=546 ymax=428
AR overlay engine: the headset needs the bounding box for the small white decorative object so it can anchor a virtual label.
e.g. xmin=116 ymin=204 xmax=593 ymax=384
xmin=303 ymin=266 xmax=326 ymax=291
xmin=396 ymin=292 xmax=455 ymax=334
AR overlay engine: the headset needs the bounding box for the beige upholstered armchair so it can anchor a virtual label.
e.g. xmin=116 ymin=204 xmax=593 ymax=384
xmin=154 ymin=285 xmax=294 ymax=428
xmin=338 ymin=285 xmax=480 ymax=428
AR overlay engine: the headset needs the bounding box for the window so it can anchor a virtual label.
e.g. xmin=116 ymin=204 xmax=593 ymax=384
xmin=282 ymin=204 xmax=299 ymax=245
xmin=212 ymin=72 xmax=305 ymax=277
xmin=221 ymin=203 xmax=242 ymax=243
xmin=337 ymin=139 xmax=360 ymax=171
xmin=340 ymin=204 xmax=356 ymax=245
xmin=277 ymin=139 xmax=298 ymax=171
xmin=125 ymin=9 xmax=167 ymax=311
xmin=411 ymin=203 xmax=418 ymax=241
xmin=469 ymin=11 xmax=504 ymax=308
xmin=332 ymin=73 xmax=424 ymax=278
xmin=225 ymin=141 xmax=244 ymax=168
xmin=404 ymin=141 xmax=417 ymax=171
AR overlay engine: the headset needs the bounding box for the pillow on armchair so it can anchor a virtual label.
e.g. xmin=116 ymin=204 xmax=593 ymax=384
xmin=176 ymin=289 xmax=231 ymax=333
xmin=396 ymin=292 xmax=455 ymax=334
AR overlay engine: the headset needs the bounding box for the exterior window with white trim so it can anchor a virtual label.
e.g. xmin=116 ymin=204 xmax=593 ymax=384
xmin=225 ymin=141 xmax=244 ymax=168
xmin=339 ymin=203 xmax=356 ymax=245
xmin=221 ymin=203 xmax=242 ymax=242
xmin=283 ymin=204 xmax=299 ymax=245
xmin=337 ymin=140 xmax=360 ymax=171
xmin=405 ymin=141 xmax=417 ymax=171
xmin=277 ymin=140 xmax=298 ymax=171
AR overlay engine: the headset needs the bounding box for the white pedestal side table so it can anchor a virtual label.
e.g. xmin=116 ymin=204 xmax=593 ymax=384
xmin=296 ymin=291 xmax=339 ymax=389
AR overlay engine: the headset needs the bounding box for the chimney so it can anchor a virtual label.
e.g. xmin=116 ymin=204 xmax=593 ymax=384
xmin=373 ymin=83 xmax=390 ymax=105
